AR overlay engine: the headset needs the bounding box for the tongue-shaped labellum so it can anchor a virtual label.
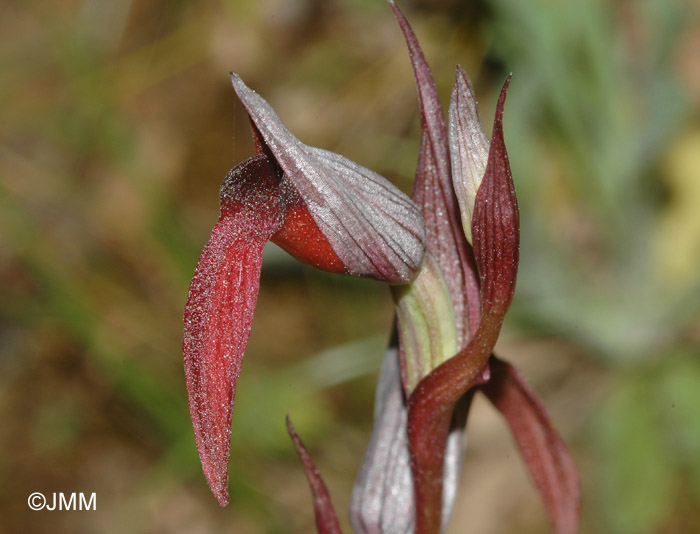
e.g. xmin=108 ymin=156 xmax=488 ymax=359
xmin=183 ymin=155 xmax=283 ymax=506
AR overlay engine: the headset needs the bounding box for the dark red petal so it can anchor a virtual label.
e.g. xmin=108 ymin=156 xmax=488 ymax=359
xmin=482 ymin=357 xmax=580 ymax=534
xmin=471 ymin=75 xmax=519 ymax=316
xmin=183 ymin=155 xmax=283 ymax=506
xmin=389 ymin=0 xmax=480 ymax=355
xmin=272 ymin=181 xmax=347 ymax=274
xmin=286 ymin=416 xmax=343 ymax=534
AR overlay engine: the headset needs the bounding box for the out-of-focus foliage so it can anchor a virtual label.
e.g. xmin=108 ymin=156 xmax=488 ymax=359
xmin=0 ymin=0 xmax=698 ymax=532
xmin=495 ymin=0 xmax=695 ymax=361
xmin=487 ymin=1 xmax=700 ymax=532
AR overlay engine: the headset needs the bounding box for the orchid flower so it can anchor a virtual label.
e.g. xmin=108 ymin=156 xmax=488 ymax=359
xmin=183 ymin=1 xmax=579 ymax=532
xmin=183 ymin=74 xmax=425 ymax=507
xmin=350 ymin=2 xmax=579 ymax=534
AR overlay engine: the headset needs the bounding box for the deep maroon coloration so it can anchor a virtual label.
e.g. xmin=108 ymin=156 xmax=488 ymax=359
xmin=482 ymin=357 xmax=580 ymax=534
xmin=183 ymin=1 xmax=579 ymax=532
xmin=406 ymin=77 xmax=521 ymax=533
xmin=183 ymin=155 xmax=283 ymax=506
xmin=184 ymin=68 xmax=425 ymax=506
xmin=367 ymin=3 xmax=578 ymax=534
xmin=287 ymin=416 xmax=343 ymax=534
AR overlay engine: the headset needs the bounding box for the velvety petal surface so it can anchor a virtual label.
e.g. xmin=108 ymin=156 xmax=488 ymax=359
xmin=183 ymin=155 xmax=283 ymax=506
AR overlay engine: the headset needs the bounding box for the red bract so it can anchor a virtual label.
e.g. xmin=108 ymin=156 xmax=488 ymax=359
xmin=482 ymin=357 xmax=580 ymax=534
xmin=184 ymin=75 xmax=425 ymax=506
xmin=287 ymin=416 xmax=343 ymax=534
xmin=406 ymin=77 xmax=521 ymax=534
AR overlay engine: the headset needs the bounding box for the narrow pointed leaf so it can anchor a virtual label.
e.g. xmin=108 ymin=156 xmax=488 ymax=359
xmin=286 ymin=416 xmax=343 ymax=534
xmin=448 ymin=65 xmax=490 ymax=244
xmin=231 ymin=73 xmax=425 ymax=284
xmin=482 ymin=357 xmax=580 ymax=534
xmin=183 ymin=155 xmax=283 ymax=506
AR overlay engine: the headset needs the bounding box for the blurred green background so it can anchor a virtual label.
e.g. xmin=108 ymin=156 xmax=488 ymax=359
xmin=1 ymin=0 xmax=699 ymax=532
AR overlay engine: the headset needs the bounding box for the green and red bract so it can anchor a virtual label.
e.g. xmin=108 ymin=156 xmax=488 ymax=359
xmin=351 ymin=3 xmax=579 ymax=534
xmin=406 ymin=77 xmax=520 ymax=534
xmin=388 ymin=0 xmax=480 ymax=349
xmin=183 ymin=75 xmax=425 ymax=507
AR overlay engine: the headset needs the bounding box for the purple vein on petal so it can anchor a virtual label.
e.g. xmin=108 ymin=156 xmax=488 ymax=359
xmin=351 ymin=347 xmax=414 ymax=534
xmin=350 ymin=347 xmax=467 ymax=534
xmin=389 ymin=0 xmax=480 ymax=344
xmin=230 ymin=72 xmax=425 ymax=284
